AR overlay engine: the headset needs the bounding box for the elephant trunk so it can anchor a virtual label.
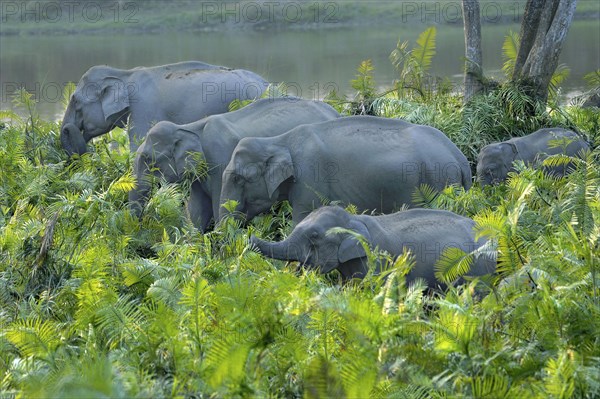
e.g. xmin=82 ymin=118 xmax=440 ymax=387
xmin=128 ymin=181 xmax=151 ymax=219
xmin=217 ymin=181 xmax=245 ymax=223
xmin=129 ymin=155 xmax=154 ymax=219
xmin=60 ymin=123 xmax=88 ymax=157
xmin=250 ymin=236 xmax=302 ymax=262
xmin=60 ymin=102 xmax=87 ymax=156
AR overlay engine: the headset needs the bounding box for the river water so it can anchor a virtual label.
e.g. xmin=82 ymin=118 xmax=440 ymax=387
xmin=1 ymin=20 xmax=598 ymax=120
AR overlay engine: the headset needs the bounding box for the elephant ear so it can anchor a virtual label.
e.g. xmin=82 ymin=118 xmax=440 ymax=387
xmin=100 ymin=77 xmax=130 ymax=121
xmin=338 ymin=219 xmax=371 ymax=263
xmin=265 ymin=148 xmax=294 ymax=200
xmin=173 ymin=128 xmax=205 ymax=180
xmin=500 ymin=142 xmax=519 ymax=161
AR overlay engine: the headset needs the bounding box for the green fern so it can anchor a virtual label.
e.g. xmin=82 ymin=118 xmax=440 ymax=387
xmin=470 ymin=374 xmax=510 ymax=398
xmin=339 ymin=354 xmax=377 ymax=398
xmin=502 ymin=31 xmax=520 ymax=77
xmin=413 ymin=26 xmax=437 ymax=73
xmin=411 ymin=183 xmax=439 ymax=208
xmin=96 ymin=294 xmax=146 ymax=349
xmin=584 ymin=69 xmax=600 ymax=87
xmin=4 ymin=318 xmax=61 ymax=359
xmin=147 ymin=276 xmax=183 ymax=308
xmin=349 ymin=59 xmax=377 ymax=115
xmin=303 ymin=355 xmax=344 ymax=399
xmin=205 ymin=335 xmax=251 ymax=389
xmin=434 ymin=247 xmax=475 ymax=285
xmin=548 ymin=64 xmax=571 ymax=104
xmin=390 ymin=26 xmax=438 ymax=100
xmin=543 ymin=351 xmax=576 ymax=398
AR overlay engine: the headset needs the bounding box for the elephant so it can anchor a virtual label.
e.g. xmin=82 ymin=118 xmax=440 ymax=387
xmin=60 ymin=61 xmax=268 ymax=156
xmin=476 ymin=128 xmax=590 ymax=186
xmin=219 ymin=115 xmax=472 ymax=224
xmin=250 ymin=206 xmax=495 ymax=287
xmin=131 ymin=97 xmax=340 ymax=231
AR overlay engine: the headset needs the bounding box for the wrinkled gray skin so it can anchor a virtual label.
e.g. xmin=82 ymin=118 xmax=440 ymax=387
xmin=251 ymin=206 xmax=495 ymax=287
xmin=60 ymin=61 xmax=268 ymax=156
xmin=219 ymin=116 xmax=472 ymax=224
xmin=476 ymin=128 xmax=590 ymax=186
xmin=132 ymin=98 xmax=339 ymax=231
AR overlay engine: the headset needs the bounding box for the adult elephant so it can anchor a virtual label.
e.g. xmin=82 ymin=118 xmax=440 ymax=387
xmin=219 ymin=116 xmax=472 ymax=224
xmin=250 ymin=206 xmax=495 ymax=287
xmin=476 ymin=127 xmax=590 ymax=186
xmin=132 ymin=97 xmax=339 ymax=231
xmin=60 ymin=61 xmax=268 ymax=156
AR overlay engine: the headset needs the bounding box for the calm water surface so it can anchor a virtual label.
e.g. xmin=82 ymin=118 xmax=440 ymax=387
xmin=1 ymin=20 xmax=599 ymax=120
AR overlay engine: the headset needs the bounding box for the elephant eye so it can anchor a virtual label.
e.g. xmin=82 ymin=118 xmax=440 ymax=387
xmin=233 ymin=174 xmax=244 ymax=185
xmin=309 ymin=231 xmax=319 ymax=240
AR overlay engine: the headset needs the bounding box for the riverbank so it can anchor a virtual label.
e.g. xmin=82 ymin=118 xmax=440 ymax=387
xmin=1 ymin=0 xmax=598 ymax=36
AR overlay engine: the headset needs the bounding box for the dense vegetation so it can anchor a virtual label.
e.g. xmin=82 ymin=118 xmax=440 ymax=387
xmin=1 ymin=32 xmax=600 ymax=398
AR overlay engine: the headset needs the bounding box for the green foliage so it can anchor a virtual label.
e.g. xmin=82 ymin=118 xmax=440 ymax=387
xmin=584 ymin=69 xmax=600 ymax=87
xmin=502 ymin=30 xmax=520 ymax=77
xmin=228 ymin=83 xmax=290 ymax=112
xmin=390 ymin=26 xmax=438 ymax=100
xmin=2 ymin=62 xmax=600 ymax=399
xmin=326 ymin=59 xmax=379 ymax=115
xmin=349 ymin=59 xmax=378 ymax=115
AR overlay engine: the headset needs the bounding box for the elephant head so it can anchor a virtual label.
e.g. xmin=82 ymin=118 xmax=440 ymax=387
xmin=476 ymin=143 xmax=518 ymax=186
xmin=61 ymin=66 xmax=131 ymax=156
xmin=130 ymin=121 xmax=206 ymax=217
xmin=250 ymin=206 xmax=371 ymax=278
xmin=219 ymin=137 xmax=295 ymax=222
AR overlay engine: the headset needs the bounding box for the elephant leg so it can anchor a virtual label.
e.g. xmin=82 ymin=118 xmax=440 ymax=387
xmin=187 ymin=181 xmax=213 ymax=232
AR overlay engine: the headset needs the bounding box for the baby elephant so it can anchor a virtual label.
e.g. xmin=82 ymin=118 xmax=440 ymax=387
xmin=477 ymin=128 xmax=590 ymax=186
xmin=250 ymin=206 xmax=495 ymax=289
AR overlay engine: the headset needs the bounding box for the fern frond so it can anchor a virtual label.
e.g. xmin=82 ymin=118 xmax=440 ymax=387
xmin=390 ymin=40 xmax=410 ymax=72
xmin=434 ymin=247 xmax=474 ymax=284
xmin=548 ymin=64 xmax=571 ymax=103
xmin=411 ymin=183 xmax=439 ymax=208
xmin=473 ymin=209 xmax=507 ymax=239
xmin=147 ymin=276 xmax=182 ymax=308
xmin=228 ymin=98 xmax=253 ymax=112
xmin=584 ymin=69 xmax=600 ymax=87
xmin=471 ymin=373 xmax=510 ymax=398
xmin=340 ymin=355 xmax=377 ymax=398
xmin=96 ymin=294 xmax=146 ymax=348
xmin=413 ymin=26 xmax=437 ymax=73
xmin=542 ymin=154 xmax=577 ymax=169
xmin=543 ymin=351 xmax=576 ymax=398
xmin=107 ymin=171 xmax=136 ymax=195
xmin=5 ymin=318 xmax=61 ymax=358
xmin=205 ymin=336 xmax=251 ymax=389
xmin=502 ymin=31 xmax=520 ymax=77
xmin=303 ymin=355 xmax=344 ymax=399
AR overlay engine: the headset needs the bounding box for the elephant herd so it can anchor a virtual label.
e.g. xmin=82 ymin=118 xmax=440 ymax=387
xmin=60 ymin=61 xmax=590 ymax=289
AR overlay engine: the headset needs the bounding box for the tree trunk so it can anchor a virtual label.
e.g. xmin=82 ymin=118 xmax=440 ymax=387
xmin=512 ymin=0 xmax=578 ymax=103
xmin=461 ymin=0 xmax=483 ymax=103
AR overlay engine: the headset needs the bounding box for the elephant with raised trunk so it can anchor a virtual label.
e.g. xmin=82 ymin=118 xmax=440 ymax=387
xmin=251 ymin=206 xmax=495 ymax=287
xmin=219 ymin=116 xmax=472 ymax=224
xmin=476 ymin=128 xmax=590 ymax=186
xmin=132 ymin=97 xmax=339 ymax=231
xmin=60 ymin=61 xmax=268 ymax=156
